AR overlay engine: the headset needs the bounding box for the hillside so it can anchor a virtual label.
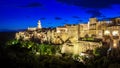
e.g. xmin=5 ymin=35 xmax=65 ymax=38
xmin=0 ymin=32 xmax=16 ymax=45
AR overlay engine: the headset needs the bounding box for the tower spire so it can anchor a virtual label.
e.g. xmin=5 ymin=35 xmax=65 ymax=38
xmin=37 ymin=20 xmax=42 ymax=29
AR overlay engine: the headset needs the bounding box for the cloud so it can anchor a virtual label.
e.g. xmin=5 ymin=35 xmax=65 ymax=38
xmin=72 ymin=16 xmax=80 ymax=19
xmin=20 ymin=2 xmax=42 ymax=8
xmin=86 ymin=10 xmax=104 ymax=17
xmin=57 ymin=0 xmax=120 ymax=9
xmin=54 ymin=17 xmax=62 ymax=20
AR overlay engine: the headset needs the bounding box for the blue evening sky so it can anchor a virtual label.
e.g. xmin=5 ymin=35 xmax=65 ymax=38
xmin=0 ymin=0 xmax=120 ymax=31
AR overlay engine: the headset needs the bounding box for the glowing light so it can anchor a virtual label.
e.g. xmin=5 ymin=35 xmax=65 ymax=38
xmin=104 ymin=30 xmax=110 ymax=35
xmin=99 ymin=32 xmax=102 ymax=36
xmin=57 ymin=30 xmax=60 ymax=33
xmin=113 ymin=40 xmax=117 ymax=48
xmin=80 ymin=52 xmax=86 ymax=56
xmin=112 ymin=31 xmax=118 ymax=36
xmin=36 ymin=52 xmax=40 ymax=55
xmin=113 ymin=43 xmax=117 ymax=48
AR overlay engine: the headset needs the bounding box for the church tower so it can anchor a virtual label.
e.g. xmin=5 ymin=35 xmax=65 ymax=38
xmin=37 ymin=20 xmax=42 ymax=29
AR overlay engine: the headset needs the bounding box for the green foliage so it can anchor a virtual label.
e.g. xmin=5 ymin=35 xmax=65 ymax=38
xmin=6 ymin=39 xmax=19 ymax=45
xmin=82 ymin=37 xmax=94 ymax=41
xmin=93 ymin=47 xmax=101 ymax=56
xmin=93 ymin=46 xmax=108 ymax=57
xmin=1 ymin=41 xmax=86 ymax=68
xmin=38 ymin=44 xmax=59 ymax=55
xmin=5 ymin=39 xmax=61 ymax=56
xmin=3 ymin=39 xmax=120 ymax=68
xmin=20 ymin=41 xmax=34 ymax=49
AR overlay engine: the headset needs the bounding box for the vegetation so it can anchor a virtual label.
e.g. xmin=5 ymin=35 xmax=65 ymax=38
xmin=80 ymin=37 xmax=102 ymax=42
xmin=82 ymin=37 xmax=94 ymax=41
xmin=6 ymin=39 xmax=60 ymax=55
xmin=0 ymin=39 xmax=86 ymax=68
xmin=1 ymin=38 xmax=120 ymax=68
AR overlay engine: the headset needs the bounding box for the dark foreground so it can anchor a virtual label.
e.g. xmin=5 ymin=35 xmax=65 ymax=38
xmin=0 ymin=32 xmax=120 ymax=68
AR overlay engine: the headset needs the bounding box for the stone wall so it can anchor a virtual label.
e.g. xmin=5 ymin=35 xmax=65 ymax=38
xmin=61 ymin=41 xmax=102 ymax=55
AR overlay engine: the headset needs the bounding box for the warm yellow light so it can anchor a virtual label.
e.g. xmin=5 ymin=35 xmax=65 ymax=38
xmin=104 ymin=30 xmax=110 ymax=35
xmin=112 ymin=31 xmax=118 ymax=36
xmin=113 ymin=43 xmax=117 ymax=48
xmin=36 ymin=52 xmax=40 ymax=55
xmin=57 ymin=30 xmax=60 ymax=33
xmin=113 ymin=40 xmax=117 ymax=48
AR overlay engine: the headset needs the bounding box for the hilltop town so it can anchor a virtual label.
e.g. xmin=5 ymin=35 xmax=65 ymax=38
xmin=1 ymin=17 xmax=120 ymax=68
xmin=15 ymin=17 xmax=120 ymax=55
xmin=16 ymin=17 xmax=120 ymax=44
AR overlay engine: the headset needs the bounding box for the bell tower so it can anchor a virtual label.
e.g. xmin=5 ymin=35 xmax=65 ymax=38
xmin=37 ymin=20 xmax=42 ymax=29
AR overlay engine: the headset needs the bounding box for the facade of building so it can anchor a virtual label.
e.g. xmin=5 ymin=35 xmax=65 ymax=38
xmin=16 ymin=17 xmax=120 ymax=44
xmin=56 ymin=17 xmax=120 ymax=41
xmin=15 ymin=18 xmax=120 ymax=56
xmin=28 ymin=20 xmax=42 ymax=31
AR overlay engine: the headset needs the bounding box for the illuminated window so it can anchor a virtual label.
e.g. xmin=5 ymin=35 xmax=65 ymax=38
xmin=112 ymin=31 xmax=118 ymax=36
xmin=104 ymin=30 xmax=110 ymax=35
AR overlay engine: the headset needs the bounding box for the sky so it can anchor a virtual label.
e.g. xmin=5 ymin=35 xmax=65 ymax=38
xmin=0 ymin=0 xmax=120 ymax=31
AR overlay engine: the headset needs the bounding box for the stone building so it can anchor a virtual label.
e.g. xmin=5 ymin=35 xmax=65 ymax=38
xmin=16 ymin=17 xmax=120 ymax=44
xmin=15 ymin=17 xmax=120 ymax=56
xmin=28 ymin=20 xmax=42 ymax=31
xmin=79 ymin=24 xmax=89 ymax=37
xmin=55 ymin=18 xmax=107 ymax=40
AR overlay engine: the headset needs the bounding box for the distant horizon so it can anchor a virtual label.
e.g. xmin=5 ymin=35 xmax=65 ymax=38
xmin=1 ymin=0 xmax=120 ymax=31
xmin=0 ymin=16 xmax=120 ymax=32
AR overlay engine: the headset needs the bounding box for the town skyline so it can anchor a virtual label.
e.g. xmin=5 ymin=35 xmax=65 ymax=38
xmin=0 ymin=0 xmax=120 ymax=31
xmin=0 ymin=16 xmax=120 ymax=32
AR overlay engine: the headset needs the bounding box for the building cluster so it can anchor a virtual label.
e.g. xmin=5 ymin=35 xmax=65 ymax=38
xmin=56 ymin=18 xmax=120 ymax=39
xmin=16 ymin=20 xmax=63 ymax=44
xmin=15 ymin=17 xmax=120 ymax=56
xmin=15 ymin=17 xmax=120 ymax=45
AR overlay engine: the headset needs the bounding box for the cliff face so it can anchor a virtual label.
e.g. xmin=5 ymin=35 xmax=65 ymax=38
xmin=15 ymin=29 xmax=78 ymax=44
xmin=61 ymin=41 xmax=102 ymax=55
xmin=15 ymin=30 xmax=103 ymax=55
